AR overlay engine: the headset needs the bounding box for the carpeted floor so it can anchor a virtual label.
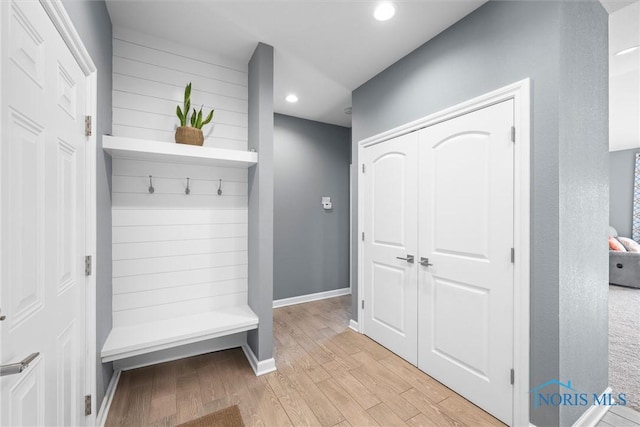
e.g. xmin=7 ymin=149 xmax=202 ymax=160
xmin=609 ymin=285 xmax=640 ymax=412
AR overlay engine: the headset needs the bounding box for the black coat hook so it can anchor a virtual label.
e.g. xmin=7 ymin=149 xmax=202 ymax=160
xmin=185 ymin=178 xmax=191 ymax=195
xmin=148 ymin=175 xmax=154 ymax=194
xmin=217 ymin=179 xmax=222 ymax=196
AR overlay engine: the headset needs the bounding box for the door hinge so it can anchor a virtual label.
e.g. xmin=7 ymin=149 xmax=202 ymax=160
xmin=510 ymin=369 xmax=515 ymax=385
xmin=510 ymin=126 xmax=516 ymax=143
xmin=85 ymin=255 xmax=92 ymax=276
xmin=361 ymin=300 xmax=364 ymax=310
xmin=510 ymin=248 xmax=515 ymax=263
xmin=85 ymin=394 xmax=92 ymax=416
xmin=85 ymin=116 xmax=92 ymax=137
xmin=362 ymin=164 xmax=365 ymax=173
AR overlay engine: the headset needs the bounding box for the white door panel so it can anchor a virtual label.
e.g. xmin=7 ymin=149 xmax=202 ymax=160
xmin=1 ymin=1 xmax=87 ymax=425
xmin=371 ymin=262 xmax=407 ymax=334
xmin=363 ymin=132 xmax=418 ymax=364
xmin=431 ymin=131 xmax=491 ymax=259
xmin=418 ymin=100 xmax=514 ymax=425
xmin=431 ymin=278 xmax=490 ymax=377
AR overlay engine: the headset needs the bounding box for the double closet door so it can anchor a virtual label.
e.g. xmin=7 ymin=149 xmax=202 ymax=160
xmin=362 ymin=100 xmax=515 ymax=425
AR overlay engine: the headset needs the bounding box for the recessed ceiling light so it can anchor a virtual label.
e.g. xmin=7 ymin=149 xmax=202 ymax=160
xmin=374 ymin=2 xmax=395 ymax=21
xmin=285 ymin=94 xmax=298 ymax=103
xmin=615 ymin=45 xmax=639 ymax=56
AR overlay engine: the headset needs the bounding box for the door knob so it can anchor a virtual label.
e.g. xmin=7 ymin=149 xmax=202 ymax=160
xmin=420 ymin=257 xmax=433 ymax=267
xmin=0 ymin=352 xmax=39 ymax=376
xmin=396 ymin=255 xmax=414 ymax=263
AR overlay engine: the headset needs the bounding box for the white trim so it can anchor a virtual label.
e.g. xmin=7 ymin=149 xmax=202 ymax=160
xmin=359 ymin=80 xmax=528 ymax=148
xmin=241 ymin=345 xmax=276 ymax=376
xmin=38 ymin=1 xmax=99 ymax=423
xmin=349 ymin=319 xmax=360 ymax=333
xmin=357 ymin=138 xmax=365 ymax=343
xmin=357 ymin=78 xmax=531 ymax=427
xmin=350 ymin=164 xmax=353 ymax=295
xmin=572 ymin=387 xmax=613 ymax=427
xmin=96 ymin=370 xmax=121 ymax=427
xmin=39 ymin=0 xmax=96 ymax=75
xmin=84 ymin=69 xmax=98 ymax=425
xmin=511 ymin=79 xmax=531 ymax=427
xmin=273 ymin=287 xmax=351 ymax=308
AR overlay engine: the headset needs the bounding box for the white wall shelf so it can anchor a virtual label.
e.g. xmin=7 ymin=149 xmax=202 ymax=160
xmin=103 ymin=135 xmax=258 ymax=168
xmin=101 ymin=305 xmax=259 ymax=362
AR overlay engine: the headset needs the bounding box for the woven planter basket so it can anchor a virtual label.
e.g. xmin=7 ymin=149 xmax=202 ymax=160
xmin=175 ymin=126 xmax=204 ymax=146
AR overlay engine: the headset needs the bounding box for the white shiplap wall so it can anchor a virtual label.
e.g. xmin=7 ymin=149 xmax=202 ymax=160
xmin=112 ymin=27 xmax=248 ymax=150
xmin=110 ymin=28 xmax=250 ymax=329
xmin=111 ymin=160 xmax=248 ymax=328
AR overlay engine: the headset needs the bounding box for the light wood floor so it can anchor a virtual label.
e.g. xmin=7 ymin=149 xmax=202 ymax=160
xmin=105 ymin=295 xmax=505 ymax=426
xmin=597 ymin=405 xmax=640 ymax=427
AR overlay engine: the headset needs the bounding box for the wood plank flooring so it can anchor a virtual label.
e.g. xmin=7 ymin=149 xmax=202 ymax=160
xmin=597 ymin=406 xmax=640 ymax=427
xmin=105 ymin=295 xmax=505 ymax=426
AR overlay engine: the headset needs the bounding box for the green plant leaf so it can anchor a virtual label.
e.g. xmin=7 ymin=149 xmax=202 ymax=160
xmin=201 ymin=110 xmax=214 ymax=126
xmin=178 ymin=83 xmax=195 ymax=127
xmin=178 ymin=83 xmax=215 ymax=130
xmin=176 ymin=105 xmax=184 ymax=125
xmin=196 ymin=107 xmax=203 ymax=129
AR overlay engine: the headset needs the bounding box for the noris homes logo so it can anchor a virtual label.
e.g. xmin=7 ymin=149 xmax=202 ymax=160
xmin=530 ymin=379 xmax=627 ymax=408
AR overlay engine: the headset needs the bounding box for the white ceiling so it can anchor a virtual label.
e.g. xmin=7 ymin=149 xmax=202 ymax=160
xmin=106 ymin=0 xmax=636 ymax=130
xmin=610 ymin=0 xmax=639 ymax=79
xmin=600 ymin=0 xmax=637 ymax=13
xmin=608 ymin=0 xmax=640 ymax=151
xmin=105 ymin=0 xmax=488 ymax=127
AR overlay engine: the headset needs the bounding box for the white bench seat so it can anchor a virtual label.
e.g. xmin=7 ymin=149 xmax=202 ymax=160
xmin=101 ymin=305 xmax=259 ymax=362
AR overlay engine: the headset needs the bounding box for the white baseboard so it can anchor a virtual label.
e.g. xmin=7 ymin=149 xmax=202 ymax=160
xmin=572 ymin=387 xmax=612 ymax=427
xmin=349 ymin=319 xmax=359 ymax=333
xmin=96 ymin=369 xmax=121 ymax=427
xmin=241 ymin=344 xmax=276 ymax=376
xmin=113 ymin=333 xmax=246 ymax=371
xmin=273 ymin=287 xmax=351 ymax=308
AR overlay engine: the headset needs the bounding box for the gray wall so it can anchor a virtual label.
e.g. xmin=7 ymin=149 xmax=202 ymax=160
xmin=247 ymin=43 xmax=274 ymax=361
xmin=273 ymin=114 xmax=351 ymax=300
xmin=61 ymin=0 xmax=113 ymax=408
xmin=610 ymin=149 xmax=637 ymax=237
xmin=351 ymin=2 xmax=608 ymax=425
xmin=557 ymin=2 xmax=609 ymax=425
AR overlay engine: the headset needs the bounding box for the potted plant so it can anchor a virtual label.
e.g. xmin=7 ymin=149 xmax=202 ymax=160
xmin=175 ymin=82 xmax=214 ymax=146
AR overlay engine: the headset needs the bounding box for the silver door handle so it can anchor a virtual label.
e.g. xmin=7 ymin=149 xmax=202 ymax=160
xmin=396 ymin=255 xmax=414 ymax=263
xmin=0 ymin=352 xmax=39 ymax=377
xmin=420 ymin=257 xmax=433 ymax=267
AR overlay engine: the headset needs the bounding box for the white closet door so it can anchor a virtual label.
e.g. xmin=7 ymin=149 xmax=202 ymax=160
xmin=417 ymin=100 xmax=514 ymax=425
xmin=1 ymin=1 xmax=88 ymax=425
xmin=363 ymin=132 xmax=418 ymax=364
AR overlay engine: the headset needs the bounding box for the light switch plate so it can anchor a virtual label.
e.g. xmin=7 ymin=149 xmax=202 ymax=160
xmin=322 ymin=196 xmax=332 ymax=210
